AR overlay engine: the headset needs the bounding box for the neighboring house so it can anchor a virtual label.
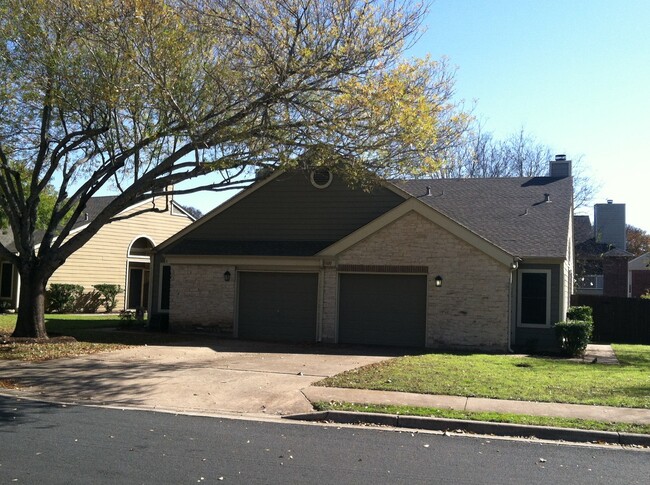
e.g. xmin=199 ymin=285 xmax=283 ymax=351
xmin=574 ymin=202 xmax=632 ymax=297
xmin=0 ymin=195 xmax=194 ymax=312
xmin=149 ymin=160 xmax=574 ymax=352
xmin=629 ymin=252 xmax=650 ymax=298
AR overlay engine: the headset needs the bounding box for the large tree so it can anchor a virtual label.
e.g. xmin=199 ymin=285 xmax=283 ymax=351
xmin=431 ymin=124 xmax=597 ymax=209
xmin=627 ymin=225 xmax=650 ymax=257
xmin=0 ymin=0 xmax=468 ymax=337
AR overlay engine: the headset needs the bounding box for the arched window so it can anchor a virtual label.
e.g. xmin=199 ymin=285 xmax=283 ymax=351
xmin=126 ymin=237 xmax=155 ymax=310
xmin=128 ymin=237 xmax=154 ymax=258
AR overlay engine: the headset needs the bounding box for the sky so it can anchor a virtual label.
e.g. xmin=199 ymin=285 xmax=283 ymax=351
xmin=410 ymin=0 xmax=649 ymax=229
xmin=179 ymin=0 xmax=649 ymax=230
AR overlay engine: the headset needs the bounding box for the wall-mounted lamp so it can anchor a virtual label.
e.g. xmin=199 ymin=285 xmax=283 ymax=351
xmin=435 ymin=275 xmax=443 ymax=288
xmin=223 ymin=270 xmax=231 ymax=282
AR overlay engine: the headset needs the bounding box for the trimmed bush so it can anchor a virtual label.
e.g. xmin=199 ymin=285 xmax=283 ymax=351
xmin=555 ymin=320 xmax=593 ymax=357
xmin=46 ymin=284 xmax=84 ymax=313
xmin=93 ymin=284 xmax=123 ymax=312
xmin=566 ymin=305 xmax=593 ymax=322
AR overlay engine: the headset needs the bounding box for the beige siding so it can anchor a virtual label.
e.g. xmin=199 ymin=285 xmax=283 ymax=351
xmin=49 ymin=199 xmax=192 ymax=310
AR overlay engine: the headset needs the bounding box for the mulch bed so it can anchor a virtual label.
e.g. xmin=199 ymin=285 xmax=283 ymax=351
xmin=0 ymin=332 xmax=77 ymax=345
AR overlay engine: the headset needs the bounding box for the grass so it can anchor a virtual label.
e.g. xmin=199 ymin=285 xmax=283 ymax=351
xmin=317 ymin=345 xmax=650 ymax=409
xmin=0 ymin=313 xmax=189 ymax=362
xmin=314 ymin=401 xmax=650 ymax=435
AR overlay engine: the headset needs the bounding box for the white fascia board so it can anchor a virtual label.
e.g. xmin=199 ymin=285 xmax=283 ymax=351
xmin=317 ymin=198 xmax=515 ymax=267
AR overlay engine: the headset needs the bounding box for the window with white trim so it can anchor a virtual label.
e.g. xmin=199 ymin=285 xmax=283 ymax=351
xmin=518 ymin=270 xmax=551 ymax=327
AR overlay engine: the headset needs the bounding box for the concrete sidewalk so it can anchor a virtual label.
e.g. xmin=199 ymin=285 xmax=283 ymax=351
xmin=302 ymin=386 xmax=650 ymax=425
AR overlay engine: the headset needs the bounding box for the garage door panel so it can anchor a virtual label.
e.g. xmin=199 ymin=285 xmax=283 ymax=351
xmin=339 ymin=274 xmax=426 ymax=347
xmin=238 ymin=272 xmax=318 ymax=342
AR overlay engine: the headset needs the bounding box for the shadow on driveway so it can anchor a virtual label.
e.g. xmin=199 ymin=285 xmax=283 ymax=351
xmin=0 ymin=340 xmax=404 ymax=415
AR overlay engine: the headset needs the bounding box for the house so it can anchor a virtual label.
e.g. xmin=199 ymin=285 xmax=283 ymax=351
xmin=629 ymin=252 xmax=650 ymax=298
xmin=574 ymin=201 xmax=632 ymax=297
xmin=149 ymin=158 xmax=574 ymax=352
xmin=0 ymin=194 xmax=194 ymax=312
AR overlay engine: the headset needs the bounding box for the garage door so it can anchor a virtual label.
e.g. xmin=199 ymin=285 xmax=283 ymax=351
xmin=338 ymin=274 xmax=426 ymax=347
xmin=237 ymin=272 xmax=318 ymax=342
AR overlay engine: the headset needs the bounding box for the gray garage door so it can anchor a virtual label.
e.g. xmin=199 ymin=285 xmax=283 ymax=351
xmin=338 ymin=274 xmax=426 ymax=347
xmin=237 ymin=272 xmax=318 ymax=342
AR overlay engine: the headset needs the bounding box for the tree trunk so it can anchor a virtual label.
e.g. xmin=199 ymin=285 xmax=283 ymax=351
xmin=12 ymin=272 xmax=48 ymax=339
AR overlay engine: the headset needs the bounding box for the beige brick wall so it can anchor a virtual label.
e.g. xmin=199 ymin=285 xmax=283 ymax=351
xmin=321 ymin=267 xmax=338 ymax=342
xmin=331 ymin=211 xmax=511 ymax=350
xmin=169 ymin=264 xmax=235 ymax=332
xmin=166 ymin=211 xmax=511 ymax=350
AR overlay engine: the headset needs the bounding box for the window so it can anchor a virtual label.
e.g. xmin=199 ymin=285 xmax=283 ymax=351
xmin=576 ymin=274 xmax=603 ymax=290
xmin=128 ymin=237 xmax=154 ymax=257
xmin=0 ymin=262 xmax=13 ymax=298
xmin=518 ymin=270 xmax=551 ymax=327
xmin=160 ymin=265 xmax=171 ymax=311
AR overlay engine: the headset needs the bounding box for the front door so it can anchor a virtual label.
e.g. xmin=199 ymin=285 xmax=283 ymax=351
xmin=127 ymin=263 xmax=150 ymax=309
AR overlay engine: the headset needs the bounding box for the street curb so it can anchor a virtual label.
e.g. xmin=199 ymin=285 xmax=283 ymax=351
xmin=283 ymin=410 xmax=650 ymax=447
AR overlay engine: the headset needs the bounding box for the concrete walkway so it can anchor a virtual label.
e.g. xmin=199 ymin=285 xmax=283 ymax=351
xmin=303 ymin=387 xmax=650 ymax=425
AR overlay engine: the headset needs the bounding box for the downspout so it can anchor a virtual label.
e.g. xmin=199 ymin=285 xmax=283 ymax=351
xmin=508 ymin=258 xmax=520 ymax=353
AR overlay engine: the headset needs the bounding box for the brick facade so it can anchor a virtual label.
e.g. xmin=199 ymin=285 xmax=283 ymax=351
xmin=170 ymin=264 xmax=235 ymax=332
xmin=603 ymin=257 xmax=629 ymax=298
xmin=168 ymin=212 xmax=511 ymax=350
xmin=330 ymin=211 xmax=511 ymax=350
xmin=631 ymin=270 xmax=650 ymax=298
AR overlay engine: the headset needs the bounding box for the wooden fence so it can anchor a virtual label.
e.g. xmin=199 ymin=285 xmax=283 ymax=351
xmin=570 ymin=294 xmax=650 ymax=344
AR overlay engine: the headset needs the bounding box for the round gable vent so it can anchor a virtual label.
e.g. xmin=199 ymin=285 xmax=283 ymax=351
xmin=310 ymin=168 xmax=333 ymax=189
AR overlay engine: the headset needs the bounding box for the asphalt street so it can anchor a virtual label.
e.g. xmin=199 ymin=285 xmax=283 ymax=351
xmin=1 ymin=396 xmax=648 ymax=484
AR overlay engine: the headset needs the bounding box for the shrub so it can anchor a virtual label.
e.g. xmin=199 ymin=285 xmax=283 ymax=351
xmin=555 ymin=320 xmax=593 ymax=357
xmin=93 ymin=284 xmax=123 ymax=312
xmin=0 ymin=301 xmax=14 ymax=313
xmin=566 ymin=305 xmax=593 ymax=322
xmin=76 ymin=291 xmax=103 ymax=313
xmin=46 ymin=284 xmax=84 ymax=313
xmin=641 ymin=290 xmax=650 ymax=300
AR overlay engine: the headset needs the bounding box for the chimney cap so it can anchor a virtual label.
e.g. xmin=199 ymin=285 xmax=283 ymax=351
xmin=555 ymin=154 xmax=566 ymax=161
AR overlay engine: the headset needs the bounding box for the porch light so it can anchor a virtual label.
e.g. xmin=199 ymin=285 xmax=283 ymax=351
xmin=435 ymin=275 xmax=443 ymax=288
xmin=223 ymin=271 xmax=231 ymax=282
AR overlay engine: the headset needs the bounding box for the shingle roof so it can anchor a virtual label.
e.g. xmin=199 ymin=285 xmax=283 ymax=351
xmin=573 ymin=215 xmax=593 ymax=245
xmin=1 ymin=196 xmax=119 ymax=253
xmin=393 ymin=176 xmax=573 ymax=259
xmin=71 ymin=196 xmax=117 ymax=230
xmin=0 ymin=231 xmax=15 ymax=252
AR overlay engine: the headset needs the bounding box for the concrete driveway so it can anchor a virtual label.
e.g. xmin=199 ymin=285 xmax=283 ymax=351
xmin=1 ymin=340 xmax=399 ymax=416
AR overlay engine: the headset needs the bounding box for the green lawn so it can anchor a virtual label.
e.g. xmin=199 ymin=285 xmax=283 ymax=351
xmin=313 ymin=401 xmax=650 ymax=435
xmin=0 ymin=314 xmax=189 ymax=361
xmin=317 ymin=345 xmax=650 ymax=409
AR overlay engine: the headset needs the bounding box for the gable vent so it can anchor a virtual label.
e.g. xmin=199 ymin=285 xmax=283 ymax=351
xmin=310 ymin=168 xmax=333 ymax=189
